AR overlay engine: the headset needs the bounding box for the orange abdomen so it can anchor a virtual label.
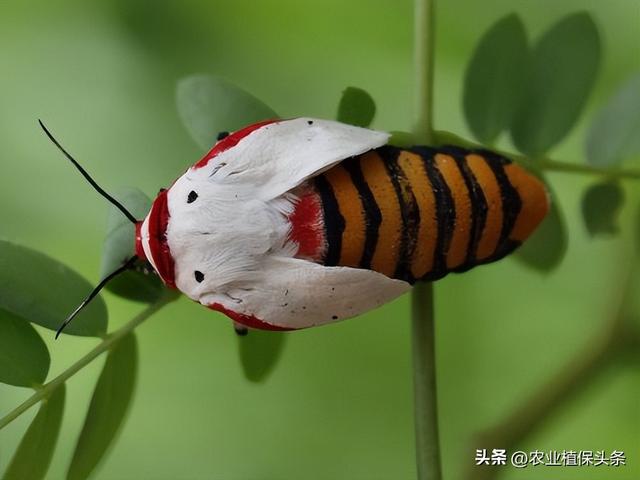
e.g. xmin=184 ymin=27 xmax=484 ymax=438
xmin=290 ymin=145 xmax=549 ymax=283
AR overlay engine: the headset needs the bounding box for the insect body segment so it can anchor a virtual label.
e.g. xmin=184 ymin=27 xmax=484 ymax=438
xmin=289 ymin=145 xmax=548 ymax=284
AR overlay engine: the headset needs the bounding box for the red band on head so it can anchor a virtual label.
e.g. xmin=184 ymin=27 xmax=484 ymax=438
xmin=147 ymin=189 xmax=176 ymax=288
xmin=193 ymin=119 xmax=278 ymax=169
xmin=208 ymin=303 xmax=294 ymax=331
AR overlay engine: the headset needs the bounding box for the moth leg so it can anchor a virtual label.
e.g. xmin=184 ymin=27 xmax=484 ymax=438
xmin=233 ymin=322 xmax=248 ymax=336
xmin=133 ymin=260 xmax=156 ymax=276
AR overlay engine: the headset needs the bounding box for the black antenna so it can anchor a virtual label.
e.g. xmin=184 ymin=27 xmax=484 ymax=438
xmin=56 ymin=256 xmax=138 ymax=339
xmin=38 ymin=119 xmax=138 ymax=224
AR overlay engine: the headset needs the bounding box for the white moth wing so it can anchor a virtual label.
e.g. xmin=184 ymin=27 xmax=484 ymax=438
xmin=189 ymin=118 xmax=389 ymax=200
xmin=165 ymin=173 xmax=292 ymax=296
xmin=200 ymin=256 xmax=411 ymax=329
xmin=165 ymin=117 xmax=400 ymax=329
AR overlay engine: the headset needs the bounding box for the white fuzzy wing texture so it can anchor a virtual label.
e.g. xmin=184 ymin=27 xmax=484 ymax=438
xmin=200 ymin=256 xmax=412 ymax=329
xmin=191 ymin=118 xmax=389 ymax=200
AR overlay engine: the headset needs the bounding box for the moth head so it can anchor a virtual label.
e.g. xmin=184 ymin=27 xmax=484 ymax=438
xmin=145 ymin=172 xmax=226 ymax=300
xmin=136 ymin=188 xmax=177 ymax=288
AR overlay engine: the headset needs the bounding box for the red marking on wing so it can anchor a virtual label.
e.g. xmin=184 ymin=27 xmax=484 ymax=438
xmin=208 ymin=303 xmax=295 ymax=331
xmin=287 ymin=187 xmax=325 ymax=261
xmin=193 ymin=119 xmax=279 ymax=169
xmin=147 ymin=189 xmax=176 ymax=288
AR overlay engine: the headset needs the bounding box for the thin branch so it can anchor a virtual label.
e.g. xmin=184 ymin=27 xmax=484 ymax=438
xmin=432 ymin=130 xmax=640 ymax=181
xmin=537 ymin=158 xmax=640 ymax=180
xmin=414 ymin=0 xmax=435 ymax=144
xmin=463 ymin=314 xmax=633 ymax=480
xmin=412 ymin=283 xmax=441 ymax=480
xmin=0 ymin=291 xmax=177 ymax=430
xmin=412 ymin=1 xmax=441 ymax=480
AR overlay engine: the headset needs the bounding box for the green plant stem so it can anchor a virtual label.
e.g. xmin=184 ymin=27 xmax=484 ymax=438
xmin=0 ymin=292 xmax=176 ymax=431
xmin=414 ymin=0 xmax=435 ymax=144
xmin=412 ymin=1 xmax=441 ymax=480
xmin=412 ymin=283 xmax=441 ymax=480
xmin=432 ymin=130 xmax=640 ymax=180
xmin=537 ymin=158 xmax=640 ymax=179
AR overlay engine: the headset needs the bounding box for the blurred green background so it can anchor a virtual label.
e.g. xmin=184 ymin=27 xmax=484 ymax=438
xmin=0 ymin=0 xmax=638 ymax=479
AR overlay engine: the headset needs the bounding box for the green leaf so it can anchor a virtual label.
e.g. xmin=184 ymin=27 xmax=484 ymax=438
xmin=238 ymin=330 xmax=286 ymax=383
xmin=388 ymin=131 xmax=415 ymax=148
xmin=585 ymin=72 xmax=640 ymax=167
xmin=4 ymin=385 xmax=65 ymax=480
xmin=515 ymin=186 xmax=568 ymax=272
xmin=0 ymin=240 xmax=107 ymax=337
xmin=392 ymin=130 xmax=484 ymax=149
xmin=432 ymin=130 xmax=482 ymax=150
xmin=463 ymin=13 xmax=529 ymax=145
xmin=176 ymin=74 xmax=278 ymax=151
xmin=0 ymin=310 xmax=50 ymax=387
xmin=336 ymin=87 xmax=376 ymax=127
xmin=100 ymin=188 xmax=164 ymax=303
xmin=67 ymin=334 xmax=138 ymax=480
xmin=510 ymin=12 xmax=601 ymax=157
xmin=581 ymin=181 xmax=625 ymax=236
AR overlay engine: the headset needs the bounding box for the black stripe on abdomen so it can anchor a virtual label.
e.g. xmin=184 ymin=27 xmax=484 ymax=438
xmin=314 ymin=175 xmax=345 ymax=266
xmin=410 ymin=146 xmax=455 ymax=281
xmin=378 ymin=146 xmax=420 ymax=283
xmin=438 ymin=146 xmax=489 ymax=272
xmin=343 ymin=157 xmax=381 ymax=270
xmin=481 ymin=150 xmax=522 ymax=261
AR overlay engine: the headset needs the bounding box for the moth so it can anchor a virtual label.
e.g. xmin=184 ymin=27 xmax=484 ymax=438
xmin=41 ymin=118 xmax=548 ymax=336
